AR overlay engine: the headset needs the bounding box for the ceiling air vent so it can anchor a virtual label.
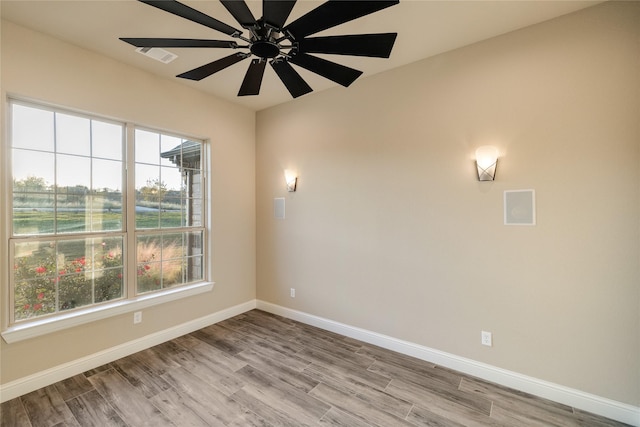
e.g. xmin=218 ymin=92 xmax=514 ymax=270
xmin=135 ymin=47 xmax=177 ymax=64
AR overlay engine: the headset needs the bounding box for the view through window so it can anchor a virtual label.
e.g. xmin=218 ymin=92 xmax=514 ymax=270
xmin=8 ymin=100 xmax=205 ymax=324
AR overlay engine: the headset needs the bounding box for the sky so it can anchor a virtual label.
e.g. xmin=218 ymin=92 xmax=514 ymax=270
xmin=11 ymin=102 xmax=192 ymax=194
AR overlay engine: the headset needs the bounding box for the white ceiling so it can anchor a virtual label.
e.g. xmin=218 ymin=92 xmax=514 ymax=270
xmin=1 ymin=0 xmax=601 ymax=111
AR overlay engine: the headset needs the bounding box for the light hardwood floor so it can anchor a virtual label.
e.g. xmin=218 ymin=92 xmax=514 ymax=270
xmin=0 ymin=310 xmax=630 ymax=426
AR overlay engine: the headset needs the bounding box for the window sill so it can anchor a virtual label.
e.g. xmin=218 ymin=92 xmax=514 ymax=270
xmin=1 ymin=282 xmax=215 ymax=344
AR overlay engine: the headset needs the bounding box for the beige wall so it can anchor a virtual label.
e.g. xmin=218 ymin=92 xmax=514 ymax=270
xmin=0 ymin=21 xmax=256 ymax=383
xmin=256 ymin=1 xmax=640 ymax=406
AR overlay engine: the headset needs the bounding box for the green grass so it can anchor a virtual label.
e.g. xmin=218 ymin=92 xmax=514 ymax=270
xmin=12 ymin=210 xmax=182 ymax=234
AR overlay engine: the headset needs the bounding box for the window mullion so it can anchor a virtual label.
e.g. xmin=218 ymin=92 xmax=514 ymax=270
xmin=125 ymin=124 xmax=137 ymax=299
xmin=53 ymin=112 xmax=58 ymax=235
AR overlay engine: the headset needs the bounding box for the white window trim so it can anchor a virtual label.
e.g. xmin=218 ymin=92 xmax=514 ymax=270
xmin=3 ymin=97 xmax=214 ymax=343
xmin=1 ymin=281 xmax=214 ymax=344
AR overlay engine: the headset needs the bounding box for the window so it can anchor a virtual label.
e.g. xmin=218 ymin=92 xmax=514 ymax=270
xmin=133 ymin=129 xmax=204 ymax=294
xmin=7 ymin=100 xmax=207 ymax=329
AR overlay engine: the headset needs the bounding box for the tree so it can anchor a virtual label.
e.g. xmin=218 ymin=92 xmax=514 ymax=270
xmin=13 ymin=176 xmax=48 ymax=192
xmin=140 ymin=178 xmax=167 ymax=204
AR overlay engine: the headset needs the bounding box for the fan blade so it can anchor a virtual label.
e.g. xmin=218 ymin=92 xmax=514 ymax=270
xmin=263 ymin=0 xmax=296 ymax=29
xmin=220 ymin=0 xmax=256 ymax=28
xmin=139 ymin=0 xmax=240 ymax=36
xmin=177 ymin=53 xmax=247 ymax=81
xmin=238 ymin=59 xmax=267 ymax=96
xmin=285 ymin=0 xmax=398 ymax=38
xmin=120 ymin=38 xmax=238 ymax=48
xmin=271 ymin=60 xmax=312 ymax=98
xmin=298 ymin=33 xmax=397 ymax=58
xmin=289 ymin=53 xmax=362 ymax=87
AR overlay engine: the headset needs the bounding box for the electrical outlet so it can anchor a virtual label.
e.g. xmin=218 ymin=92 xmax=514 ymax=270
xmin=290 ymin=288 xmax=295 ymax=298
xmin=133 ymin=311 xmax=142 ymax=324
xmin=481 ymin=331 xmax=492 ymax=347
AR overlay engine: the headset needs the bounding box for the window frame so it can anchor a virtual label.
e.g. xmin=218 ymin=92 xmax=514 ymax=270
xmin=2 ymin=98 xmax=214 ymax=344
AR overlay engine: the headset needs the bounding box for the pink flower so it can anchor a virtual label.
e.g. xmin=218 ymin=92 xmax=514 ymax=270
xmin=59 ymin=270 xmax=66 ymax=275
xmin=34 ymin=303 xmax=43 ymax=311
xmin=75 ymin=268 xmax=82 ymax=273
xmin=37 ymin=292 xmax=44 ymax=300
xmin=35 ymin=266 xmax=46 ymax=274
xmin=117 ymin=273 xmax=123 ymax=279
xmin=23 ymin=304 xmax=30 ymax=310
xmin=144 ymin=265 xmax=151 ymax=271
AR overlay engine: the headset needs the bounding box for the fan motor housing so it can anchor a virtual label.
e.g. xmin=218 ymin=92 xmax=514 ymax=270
xmin=250 ymin=40 xmax=280 ymax=59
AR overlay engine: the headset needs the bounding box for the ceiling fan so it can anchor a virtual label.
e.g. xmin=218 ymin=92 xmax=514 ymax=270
xmin=120 ymin=0 xmax=399 ymax=98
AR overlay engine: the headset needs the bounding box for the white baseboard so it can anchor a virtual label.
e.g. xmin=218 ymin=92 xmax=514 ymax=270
xmin=0 ymin=299 xmax=257 ymax=403
xmin=256 ymin=300 xmax=640 ymax=427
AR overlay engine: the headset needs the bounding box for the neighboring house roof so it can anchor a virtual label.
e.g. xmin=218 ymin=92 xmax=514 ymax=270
xmin=160 ymin=141 xmax=200 ymax=166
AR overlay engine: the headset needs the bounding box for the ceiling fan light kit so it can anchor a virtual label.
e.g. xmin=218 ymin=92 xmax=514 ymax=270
xmin=120 ymin=0 xmax=399 ymax=98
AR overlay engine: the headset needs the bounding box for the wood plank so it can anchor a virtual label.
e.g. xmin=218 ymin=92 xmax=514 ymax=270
xmin=234 ymin=364 xmax=330 ymax=419
xmin=407 ymin=404 xmax=505 ymax=427
xmin=153 ymin=373 xmax=272 ymax=427
xmin=300 ymin=347 xmax=391 ymax=391
xmin=234 ymin=325 xmax=306 ymax=355
xmin=65 ymin=389 xmax=127 ymax=427
xmin=83 ymin=364 xmax=112 ymax=378
xmin=171 ymin=333 xmax=203 ymax=350
xmin=127 ymin=346 xmax=181 ymax=376
xmin=88 ymin=368 xmax=174 ymax=426
xmin=357 ymin=344 xmax=437 ymax=370
xmin=190 ymin=326 xmax=248 ymax=356
xmin=223 ymin=405 xmax=276 ymax=427
xmin=159 ymin=365 xmax=274 ymax=427
xmin=405 ymin=404 xmax=468 ymax=427
xmin=459 ymin=376 xmax=574 ymax=414
xmin=148 ymin=388 xmax=211 ymax=427
xmin=230 ymin=387 xmax=315 ymax=427
xmin=237 ymin=337 xmax=311 ymax=371
xmin=571 ymin=408 xmax=631 ymax=427
xmin=294 ymin=321 xmax=360 ymax=346
xmin=185 ymin=339 xmax=247 ymax=373
xmin=458 ymin=377 xmax=599 ymax=427
xmin=368 ymin=359 xmax=462 ymax=389
xmin=241 ymin=310 xmax=298 ymax=330
xmin=235 ymin=348 xmax=318 ymax=393
xmin=20 ymin=385 xmax=80 ymax=427
xmin=306 ymin=363 xmax=413 ymax=420
xmin=319 ymin=407 xmax=374 ymax=427
xmin=166 ymin=346 xmax=245 ymax=397
xmin=490 ymin=403 xmax=582 ymax=427
xmin=294 ymin=334 xmax=374 ymax=369
xmin=392 ymin=383 xmax=508 ymax=427
xmin=54 ymin=374 xmax=94 ymax=401
xmin=0 ymin=398 xmax=31 ymax=427
xmin=111 ymin=354 xmax=172 ymax=398
xmin=309 ymin=382 xmax=416 ymax=427
xmin=292 ymin=327 xmax=363 ymax=355
xmin=386 ymin=378 xmax=493 ymax=417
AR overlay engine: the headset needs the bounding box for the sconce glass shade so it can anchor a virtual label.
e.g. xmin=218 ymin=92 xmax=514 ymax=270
xmin=284 ymin=170 xmax=297 ymax=192
xmin=475 ymin=145 xmax=498 ymax=181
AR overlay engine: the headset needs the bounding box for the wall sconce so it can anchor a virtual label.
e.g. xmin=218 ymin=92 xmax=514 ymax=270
xmin=475 ymin=146 xmax=498 ymax=181
xmin=284 ymin=170 xmax=297 ymax=192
